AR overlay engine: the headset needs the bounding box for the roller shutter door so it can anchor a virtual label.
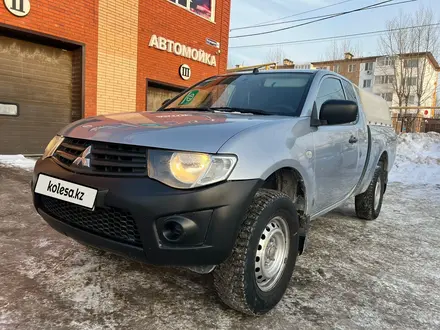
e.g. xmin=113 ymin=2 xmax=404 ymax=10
xmin=0 ymin=36 xmax=73 ymax=154
xmin=146 ymin=84 xmax=182 ymax=112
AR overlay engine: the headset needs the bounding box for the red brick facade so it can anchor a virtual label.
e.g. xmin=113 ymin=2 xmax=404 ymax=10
xmin=0 ymin=0 xmax=231 ymax=116
xmin=137 ymin=0 xmax=231 ymax=111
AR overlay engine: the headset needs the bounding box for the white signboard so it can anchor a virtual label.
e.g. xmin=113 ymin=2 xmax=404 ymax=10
xmin=0 ymin=103 xmax=18 ymax=116
xmin=149 ymin=34 xmax=217 ymax=67
xmin=179 ymin=64 xmax=191 ymax=81
xmin=4 ymin=0 xmax=31 ymax=17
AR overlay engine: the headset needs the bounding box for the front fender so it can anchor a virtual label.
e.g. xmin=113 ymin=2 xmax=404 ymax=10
xmin=219 ymin=117 xmax=316 ymax=215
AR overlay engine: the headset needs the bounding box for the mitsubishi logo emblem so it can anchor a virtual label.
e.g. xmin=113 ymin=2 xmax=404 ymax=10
xmin=72 ymin=146 xmax=92 ymax=168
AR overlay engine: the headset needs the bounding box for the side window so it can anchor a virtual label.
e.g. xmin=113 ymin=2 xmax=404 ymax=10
xmin=342 ymin=80 xmax=357 ymax=103
xmin=343 ymin=80 xmax=360 ymax=123
xmin=315 ymin=78 xmax=345 ymax=111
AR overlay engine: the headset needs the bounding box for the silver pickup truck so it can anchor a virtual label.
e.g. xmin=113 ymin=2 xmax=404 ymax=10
xmin=31 ymin=69 xmax=397 ymax=315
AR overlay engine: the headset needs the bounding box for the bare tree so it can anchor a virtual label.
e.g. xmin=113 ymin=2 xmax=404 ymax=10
xmin=379 ymin=7 xmax=440 ymax=109
xmin=412 ymin=7 xmax=440 ymax=106
xmin=322 ymin=39 xmax=363 ymax=61
xmin=317 ymin=39 xmax=363 ymax=74
xmin=379 ymin=12 xmax=412 ymax=107
xmin=265 ymin=47 xmax=286 ymax=65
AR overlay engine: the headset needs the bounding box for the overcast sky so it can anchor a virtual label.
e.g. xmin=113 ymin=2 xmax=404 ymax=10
xmin=227 ymin=0 xmax=440 ymax=67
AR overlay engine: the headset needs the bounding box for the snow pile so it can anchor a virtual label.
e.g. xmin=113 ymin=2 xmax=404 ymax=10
xmin=0 ymin=155 xmax=36 ymax=171
xmin=389 ymin=132 xmax=440 ymax=185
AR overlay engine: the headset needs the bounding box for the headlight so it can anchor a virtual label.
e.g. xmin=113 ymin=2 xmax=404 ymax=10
xmin=42 ymin=135 xmax=64 ymax=160
xmin=148 ymin=150 xmax=237 ymax=189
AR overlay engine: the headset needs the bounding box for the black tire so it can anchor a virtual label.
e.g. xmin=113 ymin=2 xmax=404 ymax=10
xmin=355 ymin=163 xmax=385 ymax=220
xmin=213 ymin=189 xmax=299 ymax=315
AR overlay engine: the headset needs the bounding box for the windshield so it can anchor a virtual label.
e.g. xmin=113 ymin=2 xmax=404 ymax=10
xmin=162 ymin=72 xmax=314 ymax=116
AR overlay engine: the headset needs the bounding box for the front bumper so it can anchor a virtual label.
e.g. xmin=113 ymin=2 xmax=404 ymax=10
xmin=31 ymin=158 xmax=261 ymax=266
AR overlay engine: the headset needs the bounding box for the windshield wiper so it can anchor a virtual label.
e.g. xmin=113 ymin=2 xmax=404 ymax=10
xmin=160 ymin=107 xmax=214 ymax=112
xmin=209 ymin=107 xmax=271 ymax=115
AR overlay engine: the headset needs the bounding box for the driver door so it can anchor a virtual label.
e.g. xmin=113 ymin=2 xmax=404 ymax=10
xmin=312 ymin=77 xmax=360 ymax=212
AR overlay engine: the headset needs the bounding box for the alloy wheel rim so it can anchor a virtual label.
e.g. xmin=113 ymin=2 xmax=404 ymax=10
xmin=255 ymin=216 xmax=290 ymax=292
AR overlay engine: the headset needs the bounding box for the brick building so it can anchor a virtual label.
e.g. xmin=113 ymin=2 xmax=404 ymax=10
xmin=0 ymin=0 xmax=231 ymax=154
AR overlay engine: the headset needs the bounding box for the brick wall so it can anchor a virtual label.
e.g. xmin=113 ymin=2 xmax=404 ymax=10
xmin=136 ymin=0 xmax=231 ymax=111
xmin=0 ymin=0 xmax=99 ymax=117
xmin=96 ymin=0 xmax=139 ymax=115
xmin=315 ymin=60 xmax=363 ymax=84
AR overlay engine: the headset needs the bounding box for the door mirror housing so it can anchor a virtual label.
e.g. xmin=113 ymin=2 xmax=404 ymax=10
xmin=319 ymin=99 xmax=358 ymax=125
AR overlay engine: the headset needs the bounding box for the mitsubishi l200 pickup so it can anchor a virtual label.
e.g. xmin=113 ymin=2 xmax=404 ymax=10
xmin=31 ymin=69 xmax=397 ymax=315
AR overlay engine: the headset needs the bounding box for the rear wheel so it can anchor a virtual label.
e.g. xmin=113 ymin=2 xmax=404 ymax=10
xmin=213 ymin=189 xmax=299 ymax=315
xmin=355 ymin=163 xmax=385 ymax=220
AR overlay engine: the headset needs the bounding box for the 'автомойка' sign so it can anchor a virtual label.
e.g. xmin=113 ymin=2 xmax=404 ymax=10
xmin=148 ymin=34 xmax=217 ymax=67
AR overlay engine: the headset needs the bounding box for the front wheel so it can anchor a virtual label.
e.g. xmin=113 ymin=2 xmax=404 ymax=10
xmin=213 ymin=189 xmax=299 ymax=315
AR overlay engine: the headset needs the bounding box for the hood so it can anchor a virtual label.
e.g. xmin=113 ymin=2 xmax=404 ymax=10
xmin=59 ymin=111 xmax=288 ymax=153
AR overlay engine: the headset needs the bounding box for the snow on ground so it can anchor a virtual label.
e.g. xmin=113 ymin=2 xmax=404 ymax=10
xmin=1 ymin=133 xmax=439 ymax=329
xmin=0 ymin=155 xmax=36 ymax=171
xmin=389 ymin=132 xmax=440 ymax=185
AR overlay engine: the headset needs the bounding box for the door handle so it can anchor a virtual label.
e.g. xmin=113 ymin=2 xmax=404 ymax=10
xmin=349 ymin=136 xmax=358 ymax=144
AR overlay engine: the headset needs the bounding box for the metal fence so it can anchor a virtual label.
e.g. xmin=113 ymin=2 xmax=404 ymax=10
xmin=390 ymin=107 xmax=440 ymax=134
xmin=391 ymin=115 xmax=425 ymax=133
xmin=424 ymin=118 xmax=440 ymax=133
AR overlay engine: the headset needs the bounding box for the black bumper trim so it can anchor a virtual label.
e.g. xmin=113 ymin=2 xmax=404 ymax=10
xmin=32 ymin=158 xmax=262 ymax=266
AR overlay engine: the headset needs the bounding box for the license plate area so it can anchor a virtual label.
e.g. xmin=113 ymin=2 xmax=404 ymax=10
xmin=34 ymin=174 xmax=98 ymax=210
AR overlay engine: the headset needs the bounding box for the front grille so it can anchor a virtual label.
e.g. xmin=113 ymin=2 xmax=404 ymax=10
xmin=40 ymin=196 xmax=142 ymax=247
xmin=54 ymin=137 xmax=147 ymax=176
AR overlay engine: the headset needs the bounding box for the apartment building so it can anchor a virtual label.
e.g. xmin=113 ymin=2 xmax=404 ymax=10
xmin=311 ymin=52 xmax=440 ymax=113
xmin=312 ymin=53 xmax=377 ymax=85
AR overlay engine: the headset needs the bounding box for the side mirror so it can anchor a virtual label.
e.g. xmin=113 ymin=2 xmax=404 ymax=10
xmin=162 ymin=99 xmax=171 ymax=106
xmin=319 ymin=100 xmax=358 ymax=125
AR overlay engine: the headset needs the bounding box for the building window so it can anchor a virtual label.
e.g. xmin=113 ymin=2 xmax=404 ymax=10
xmin=375 ymin=75 xmax=394 ymax=84
xmin=404 ymin=59 xmax=419 ymax=68
xmin=365 ymin=62 xmax=374 ymax=71
xmin=348 ymin=64 xmax=356 ymax=73
xmin=408 ymin=95 xmax=416 ymax=104
xmin=380 ymin=93 xmax=393 ymax=102
xmin=405 ymin=77 xmax=417 ymax=86
xmin=378 ymin=57 xmax=395 ymax=66
xmin=363 ymin=79 xmax=372 ymax=88
xmin=168 ymin=0 xmax=215 ymax=22
xmin=333 ymin=65 xmax=340 ymax=73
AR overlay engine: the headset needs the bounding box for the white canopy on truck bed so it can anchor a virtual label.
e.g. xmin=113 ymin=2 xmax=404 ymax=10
xmin=356 ymin=87 xmax=392 ymax=126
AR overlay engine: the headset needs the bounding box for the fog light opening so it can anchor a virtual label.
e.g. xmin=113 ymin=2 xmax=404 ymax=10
xmin=163 ymin=220 xmax=185 ymax=242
